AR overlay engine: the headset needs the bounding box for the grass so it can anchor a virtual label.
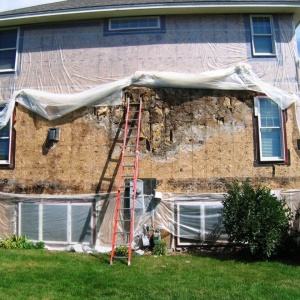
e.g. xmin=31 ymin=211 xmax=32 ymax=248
xmin=0 ymin=248 xmax=300 ymax=300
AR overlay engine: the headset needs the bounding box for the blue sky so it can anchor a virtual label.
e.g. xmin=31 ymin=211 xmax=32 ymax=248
xmin=0 ymin=0 xmax=64 ymax=12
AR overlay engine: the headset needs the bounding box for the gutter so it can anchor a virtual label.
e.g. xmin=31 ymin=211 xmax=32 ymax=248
xmin=1 ymin=3 xmax=300 ymax=26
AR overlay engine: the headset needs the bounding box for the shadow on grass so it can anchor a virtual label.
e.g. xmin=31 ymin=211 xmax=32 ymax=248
xmin=184 ymin=244 xmax=300 ymax=266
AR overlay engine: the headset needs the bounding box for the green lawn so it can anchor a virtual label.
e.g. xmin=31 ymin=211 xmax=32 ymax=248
xmin=0 ymin=249 xmax=299 ymax=300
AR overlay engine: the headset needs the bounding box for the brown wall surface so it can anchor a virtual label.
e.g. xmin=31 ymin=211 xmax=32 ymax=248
xmin=1 ymin=87 xmax=300 ymax=194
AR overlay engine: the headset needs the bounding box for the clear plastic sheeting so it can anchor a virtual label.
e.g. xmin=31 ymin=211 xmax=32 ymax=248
xmin=0 ymin=63 xmax=299 ymax=128
xmin=0 ymin=190 xmax=299 ymax=249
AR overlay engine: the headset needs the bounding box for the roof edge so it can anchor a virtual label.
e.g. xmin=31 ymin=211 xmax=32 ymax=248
xmin=1 ymin=4 xmax=300 ymax=27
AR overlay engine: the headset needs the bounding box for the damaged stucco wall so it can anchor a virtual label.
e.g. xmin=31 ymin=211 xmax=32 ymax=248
xmin=1 ymin=87 xmax=300 ymax=194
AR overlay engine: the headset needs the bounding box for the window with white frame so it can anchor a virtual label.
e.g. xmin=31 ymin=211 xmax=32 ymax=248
xmin=19 ymin=202 xmax=94 ymax=244
xmin=254 ymin=97 xmax=286 ymax=162
xmin=250 ymin=15 xmax=275 ymax=56
xmin=176 ymin=201 xmax=225 ymax=246
xmin=109 ymin=16 xmax=160 ymax=31
xmin=0 ymin=28 xmax=19 ymax=72
xmin=0 ymin=107 xmax=14 ymax=167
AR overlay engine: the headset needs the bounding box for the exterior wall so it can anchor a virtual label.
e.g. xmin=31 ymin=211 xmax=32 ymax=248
xmin=0 ymin=13 xmax=299 ymax=194
xmin=0 ymin=87 xmax=299 ymax=194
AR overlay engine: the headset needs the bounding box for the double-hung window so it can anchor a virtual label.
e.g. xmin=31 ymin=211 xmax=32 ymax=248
xmin=250 ymin=15 xmax=276 ymax=56
xmin=255 ymin=97 xmax=286 ymax=162
xmin=0 ymin=107 xmax=14 ymax=168
xmin=0 ymin=28 xmax=19 ymax=72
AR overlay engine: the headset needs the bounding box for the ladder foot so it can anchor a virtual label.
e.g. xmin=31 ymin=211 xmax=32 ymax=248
xmin=110 ymin=261 xmax=114 ymax=266
xmin=127 ymin=261 xmax=131 ymax=266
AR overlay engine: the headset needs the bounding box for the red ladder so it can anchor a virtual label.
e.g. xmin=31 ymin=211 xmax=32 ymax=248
xmin=110 ymin=98 xmax=142 ymax=266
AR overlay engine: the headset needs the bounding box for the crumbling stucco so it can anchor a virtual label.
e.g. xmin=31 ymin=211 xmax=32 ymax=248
xmin=0 ymin=87 xmax=300 ymax=194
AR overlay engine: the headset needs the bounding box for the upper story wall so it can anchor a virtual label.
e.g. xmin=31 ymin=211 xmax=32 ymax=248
xmin=0 ymin=13 xmax=298 ymax=100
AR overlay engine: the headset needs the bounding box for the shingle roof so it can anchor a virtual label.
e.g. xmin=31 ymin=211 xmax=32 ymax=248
xmin=1 ymin=0 xmax=299 ymax=17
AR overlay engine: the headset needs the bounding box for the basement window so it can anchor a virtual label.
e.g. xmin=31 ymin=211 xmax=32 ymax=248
xmin=176 ymin=201 xmax=225 ymax=246
xmin=0 ymin=106 xmax=15 ymax=169
xmin=0 ymin=28 xmax=19 ymax=73
xmin=250 ymin=15 xmax=275 ymax=56
xmin=19 ymin=202 xmax=94 ymax=244
xmin=254 ymin=96 xmax=288 ymax=164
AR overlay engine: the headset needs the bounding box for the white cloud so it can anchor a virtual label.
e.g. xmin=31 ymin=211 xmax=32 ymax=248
xmin=0 ymin=0 xmax=66 ymax=12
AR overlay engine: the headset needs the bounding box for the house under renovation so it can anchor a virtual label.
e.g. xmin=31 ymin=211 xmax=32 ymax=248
xmin=0 ymin=1 xmax=300 ymax=262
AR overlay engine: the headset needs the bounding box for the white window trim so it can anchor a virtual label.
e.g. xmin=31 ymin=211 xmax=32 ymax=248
xmin=254 ymin=96 xmax=285 ymax=162
xmin=0 ymin=108 xmax=13 ymax=165
xmin=108 ymin=16 xmax=161 ymax=31
xmin=250 ymin=15 xmax=276 ymax=56
xmin=0 ymin=27 xmax=19 ymax=73
xmin=18 ymin=202 xmax=93 ymax=245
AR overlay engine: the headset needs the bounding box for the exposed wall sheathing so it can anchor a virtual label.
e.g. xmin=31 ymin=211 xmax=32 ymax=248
xmin=0 ymin=87 xmax=299 ymax=194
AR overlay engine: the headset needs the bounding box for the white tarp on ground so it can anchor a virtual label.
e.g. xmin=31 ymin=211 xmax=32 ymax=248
xmin=0 ymin=63 xmax=299 ymax=128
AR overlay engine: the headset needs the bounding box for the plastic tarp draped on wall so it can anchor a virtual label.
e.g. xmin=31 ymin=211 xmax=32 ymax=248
xmin=0 ymin=63 xmax=299 ymax=128
xmin=1 ymin=189 xmax=298 ymax=250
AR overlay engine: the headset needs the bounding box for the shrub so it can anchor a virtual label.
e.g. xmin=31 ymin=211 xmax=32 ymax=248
xmin=153 ymin=240 xmax=167 ymax=256
xmin=220 ymin=179 xmax=293 ymax=259
xmin=114 ymin=246 xmax=129 ymax=257
xmin=0 ymin=235 xmax=44 ymax=250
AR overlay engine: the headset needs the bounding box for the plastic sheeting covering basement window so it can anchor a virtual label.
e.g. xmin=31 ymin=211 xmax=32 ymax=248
xmin=176 ymin=201 xmax=226 ymax=246
xmin=18 ymin=202 xmax=93 ymax=244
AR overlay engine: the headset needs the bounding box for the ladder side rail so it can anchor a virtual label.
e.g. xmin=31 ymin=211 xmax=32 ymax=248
xmin=127 ymin=99 xmax=143 ymax=266
xmin=110 ymin=99 xmax=131 ymax=265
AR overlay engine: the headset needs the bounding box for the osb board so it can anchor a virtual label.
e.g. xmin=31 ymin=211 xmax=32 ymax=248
xmin=0 ymin=87 xmax=300 ymax=194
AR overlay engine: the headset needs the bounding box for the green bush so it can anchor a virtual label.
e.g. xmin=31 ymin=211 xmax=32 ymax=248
xmin=220 ymin=179 xmax=293 ymax=259
xmin=153 ymin=240 xmax=167 ymax=256
xmin=0 ymin=235 xmax=44 ymax=250
xmin=114 ymin=246 xmax=129 ymax=257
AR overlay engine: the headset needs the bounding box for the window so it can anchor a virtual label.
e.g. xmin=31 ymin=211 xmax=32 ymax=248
xmin=176 ymin=201 xmax=225 ymax=246
xmin=254 ymin=97 xmax=286 ymax=162
xmin=109 ymin=16 xmax=160 ymax=31
xmin=0 ymin=28 xmax=19 ymax=72
xmin=19 ymin=202 xmax=94 ymax=244
xmin=250 ymin=15 xmax=275 ymax=56
xmin=0 ymin=107 xmax=15 ymax=168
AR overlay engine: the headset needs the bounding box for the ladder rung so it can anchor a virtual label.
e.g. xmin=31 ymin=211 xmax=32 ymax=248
xmin=124 ymin=154 xmax=136 ymax=157
xmin=114 ymin=256 xmax=128 ymax=259
xmin=116 ymin=231 xmax=130 ymax=233
xmin=125 ymin=145 xmax=136 ymax=148
xmin=128 ymin=118 xmax=139 ymax=121
xmin=122 ymin=176 xmax=134 ymax=178
xmin=124 ymin=164 xmax=134 ymax=167
xmin=117 ymin=219 xmax=131 ymax=222
xmin=126 ymin=136 xmax=137 ymax=139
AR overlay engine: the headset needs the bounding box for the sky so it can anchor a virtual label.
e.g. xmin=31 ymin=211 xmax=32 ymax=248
xmin=0 ymin=0 xmax=65 ymax=12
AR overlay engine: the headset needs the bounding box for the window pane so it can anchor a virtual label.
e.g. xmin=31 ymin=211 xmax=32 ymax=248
xmin=43 ymin=205 xmax=68 ymax=242
xmin=110 ymin=17 xmax=159 ymax=30
xmin=259 ymin=98 xmax=280 ymax=127
xmin=20 ymin=203 xmax=39 ymax=240
xmin=0 ymin=50 xmax=16 ymax=70
xmin=178 ymin=205 xmax=201 ymax=241
xmin=261 ymin=128 xmax=282 ymax=158
xmin=71 ymin=205 xmax=92 ymax=243
xmin=253 ymin=36 xmax=273 ymax=54
xmin=204 ymin=203 xmax=223 ymax=241
xmin=252 ymin=17 xmax=271 ymax=34
xmin=0 ymin=139 xmax=9 ymax=160
xmin=0 ymin=29 xmax=18 ymax=49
